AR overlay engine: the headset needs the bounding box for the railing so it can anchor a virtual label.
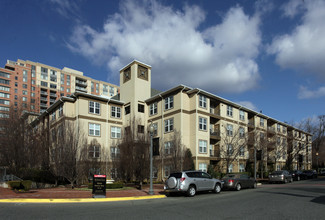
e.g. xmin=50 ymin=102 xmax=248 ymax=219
xmin=210 ymin=149 xmax=220 ymax=157
xmin=1 ymin=174 xmax=22 ymax=181
xmin=210 ymin=130 xmax=221 ymax=139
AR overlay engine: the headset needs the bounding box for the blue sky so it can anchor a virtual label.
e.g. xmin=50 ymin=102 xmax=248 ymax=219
xmin=0 ymin=0 xmax=324 ymax=124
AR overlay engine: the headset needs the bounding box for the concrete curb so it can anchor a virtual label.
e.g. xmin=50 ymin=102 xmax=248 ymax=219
xmin=0 ymin=195 xmax=166 ymax=203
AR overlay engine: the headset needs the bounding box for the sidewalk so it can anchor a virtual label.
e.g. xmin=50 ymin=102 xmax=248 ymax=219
xmin=0 ymin=184 xmax=166 ymax=203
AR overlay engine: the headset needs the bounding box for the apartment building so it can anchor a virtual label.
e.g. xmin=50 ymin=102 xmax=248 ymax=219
xmin=0 ymin=59 xmax=119 ymax=115
xmin=31 ymin=60 xmax=312 ymax=181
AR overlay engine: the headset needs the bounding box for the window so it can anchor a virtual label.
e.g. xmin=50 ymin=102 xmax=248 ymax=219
xmin=138 ymin=104 xmax=144 ymax=113
xmin=50 ymin=84 xmax=57 ymax=89
xmin=0 ymin=92 xmax=10 ymax=98
xmin=22 ymin=97 xmax=27 ymax=102
xmin=0 ymin=99 xmax=10 ymax=105
xmin=23 ymin=70 xmax=28 ymax=82
xmin=276 ymin=164 xmax=281 ymax=171
xmin=227 ymin=144 xmax=233 ymax=156
xmin=227 ymin=124 xmax=233 ymax=136
xmin=89 ymin=101 xmax=100 ymax=114
xmin=138 ymin=125 xmax=144 ymax=133
xmin=14 ymin=95 xmax=17 ymax=100
xmin=111 ymin=106 xmax=121 ymax=118
xmin=277 ymin=137 xmax=281 ymax=145
xmin=164 ymin=118 xmax=174 ymax=132
xmin=164 ymin=141 xmax=172 ymax=155
xmin=103 ymin=85 xmax=108 ymax=95
xmin=111 ymin=126 xmax=121 ymax=138
xmin=260 ymin=118 xmax=264 ymax=127
xmin=150 ymin=103 xmax=157 ymax=115
xmin=228 ymin=164 xmax=233 ymax=173
xmin=89 ymin=123 xmax=100 ymax=136
xmin=66 ymin=75 xmax=70 ymax=86
xmin=110 ymin=147 xmax=120 ymax=159
xmin=199 ymin=117 xmax=207 ymax=131
xmin=91 ymin=82 xmax=94 ymax=92
xmin=96 ymin=83 xmax=99 ymax=93
xmin=199 ymin=140 xmax=207 ymax=153
xmin=125 ymin=106 xmax=130 ymax=115
xmin=277 ymin=124 xmax=281 ymax=132
xmin=165 ymin=96 xmax=173 ymax=110
xmin=199 ymin=95 xmax=207 ymax=108
xmin=60 ymin=87 xmax=64 ymax=91
xmin=22 ymin=90 xmax=28 ymax=95
xmin=109 ymin=86 xmax=115 ymax=96
xmin=0 ymin=71 xmax=10 ymax=78
xmin=199 ymin=163 xmax=207 ymax=172
xmin=61 ymin=73 xmax=65 ymax=84
xmin=239 ymin=127 xmax=245 ymax=138
xmin=15 ymin=82 xmax=18 ymax=87
xmin=239 ymin=110 xmax=245 ymax=121
xmin=151 ymin=123 xmax=158 ymax=136
xmin=31 ymin=86 xmax=35 ymax=91
xmin=31 ymin=92 xmax=35 ymax=97
xmin=41 ymin=81 xmax=48 ymax=87
xmin=260 ymin=132 xmax=265 ymax=140
xmin=89 ymin=146 xmax=100 ymax=158
xmin=31 ymin=65 xmax=36 ymax=77
xmin=15 ymin=89 xmax=17 ymax=93
xmin=239 ymin=146 xmax=245 ymax=156
xmin=0 ymin=106 xmax=9 ymax=111
xmin=67 ymin=88 xmax=70 ymax=93
xmin=227 ymin=105 xmax=233 ymax=117
xmin=23 ymin=84 xmax=27 ymax=89
xmin=51 ymin=112 xmax=56 ymax=121
xmin=58 ymin=105 xmax=63 ymax=117
xmin=0 ymin=86 xmax=10 ymax=92
xmin=239 ymin=164 xmax=245 ymax=172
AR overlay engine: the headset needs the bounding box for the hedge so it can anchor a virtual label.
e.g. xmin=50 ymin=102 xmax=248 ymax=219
xmin=8 ymin=180 xmax=32 ymax=191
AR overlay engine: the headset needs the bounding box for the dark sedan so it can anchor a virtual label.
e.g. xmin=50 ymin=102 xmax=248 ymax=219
xmin=302 ymin=170 xmax=318 ymax=179
xmin=289 ymin=170 xmax=304 ymax=181
xmin=269 ymin=170 xmax=293 ymax=183
xmin=221 ymin=174 xmax=257 ymax=191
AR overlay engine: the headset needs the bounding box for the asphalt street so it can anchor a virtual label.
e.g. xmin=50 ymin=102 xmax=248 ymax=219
xmin=1 ymin=177 xmax=324 ymax=220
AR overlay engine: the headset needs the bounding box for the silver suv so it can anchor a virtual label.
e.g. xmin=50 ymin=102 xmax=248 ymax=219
xmin=164 ymin=171 xmax=223 ymax=197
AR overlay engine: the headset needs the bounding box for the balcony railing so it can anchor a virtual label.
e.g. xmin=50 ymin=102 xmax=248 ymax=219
xmin=210 ymin=129 xmax=221 ymax=139
xmin=210 ymin=149 xmax=220 ymax=158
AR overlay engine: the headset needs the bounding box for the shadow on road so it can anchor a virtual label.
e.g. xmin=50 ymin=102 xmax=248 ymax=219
xmin=311 ymin=196 xmax=325 ymax=205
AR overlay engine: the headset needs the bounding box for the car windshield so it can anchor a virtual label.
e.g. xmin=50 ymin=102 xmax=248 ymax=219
xmin=224 ymin=174 xmax=236 ymax=178
xmin=271 ymin=171 xmax=283 ymax=175
xmin=169 ymin=173 xmax=182 ymax=178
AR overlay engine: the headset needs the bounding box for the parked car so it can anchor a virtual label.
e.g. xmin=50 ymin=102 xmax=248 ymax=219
xmin=164 ymin=171 xmax=223 ymax=197
xmin=302 ymin=170 xmax=318 ymax=179
xmin=269 ymin=170 xmax=293 ymax=183
xmin=221 ymin=174 xmax=257 ymax=191
xmin=289 ymin=170 xmax=304 ymax=181
xmin=319 ymin=168 xmax=325 ymax=176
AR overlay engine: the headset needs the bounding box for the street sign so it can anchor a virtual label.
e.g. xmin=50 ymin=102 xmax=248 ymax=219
xmin=92 ymin=174 xmax=106 ymax=198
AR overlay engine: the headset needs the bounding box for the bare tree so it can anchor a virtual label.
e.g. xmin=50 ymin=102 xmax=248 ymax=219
xmin=114 ymin=117 xmax=150 ymax=184
xmin=50 ymin=120 xmax=88 ymax=187
xmin=163 ymin=129 xmax=185 ymax=173
xmin=220 ymin=124 xmax=248 ymax=173
xmin=0 ymin=104 xmax=48 ymax=178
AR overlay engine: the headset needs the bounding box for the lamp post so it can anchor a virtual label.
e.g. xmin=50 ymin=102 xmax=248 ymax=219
xmin=316 ymin=152 xmax=319 ymax=171
xmin=148 ymin=123 xmax=154 ymax=195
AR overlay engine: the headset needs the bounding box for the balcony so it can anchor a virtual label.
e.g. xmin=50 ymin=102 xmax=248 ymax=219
xmin=209 ymin=107 xmax=220 ymax=116
xmin=75 ymin=79 xmax=87 ymax=87
xmin=210 ymin=129 xmax=221 ymax=140
xmin=40 ymin=91 xmax=48 ymax=96
xmin=248 ymin=119 xmax=255 ymax=128
xmin=40 ymin=97 xmax=47 ymax=102
xmin=75 ymin=86 xmax=87 ymax=92
xmin=50 ymin=93 xmax=57 ymax=98
xmin=267 ymin=126 xmax=276 ymax=136
xmin=210 ymin=149 xmax=220 ymax=158
xmin=40 ymin=103 xmax=48 ymax=108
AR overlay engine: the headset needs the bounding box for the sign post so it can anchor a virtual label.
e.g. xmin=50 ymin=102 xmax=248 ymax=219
xmin=92 ymin=174 xmax=106 ymax=198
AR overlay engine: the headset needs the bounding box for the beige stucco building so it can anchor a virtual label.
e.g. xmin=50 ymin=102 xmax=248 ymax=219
xmin=31 ymin=60 xmax=312 ymax=181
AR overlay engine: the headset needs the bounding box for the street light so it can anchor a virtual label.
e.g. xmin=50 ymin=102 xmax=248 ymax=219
xmin=148 ymin=123 xmax=154 ymax=195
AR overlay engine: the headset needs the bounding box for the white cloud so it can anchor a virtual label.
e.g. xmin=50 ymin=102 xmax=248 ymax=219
xmin=298 ymin=86 xmax=325 ymax=99
xmin=67 ymin=0 xmax=262 ymax=93
xmin=268 ymin=0 xmax=325 ymax=80
xmin=237 ymin=101 xmax=258 ymax=111
xmin=50 ymin=0 xmax=80 ymax=20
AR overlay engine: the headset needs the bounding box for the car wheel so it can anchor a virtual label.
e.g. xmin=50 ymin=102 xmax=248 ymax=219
xmin=290 ymin=178 xmax=293 ymax=183
xmin=214 ymin=183 xmax=221 ymax=194
xmin=284 ymin=178 xmax=288 ymax=184
xmin=297 ymin=176 xmax=300 ymax=181
xmin=253 ymin=182 xmax=257 ymax=189
xmin=187 ymin=185 xmax=196 ymax=197
xmin=236 ymin=183 xmax=241 ymax=191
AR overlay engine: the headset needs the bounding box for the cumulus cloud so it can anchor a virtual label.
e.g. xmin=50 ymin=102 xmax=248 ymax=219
xmin=237 ymin=101 xmax=258 ymax=111
xmin=67 ymin=0 xmax=262 ymax=93
xmin=267 ymin=0 xmax=325 ymax=80
xmin=298 ymin=86 xmax=325 ymax=99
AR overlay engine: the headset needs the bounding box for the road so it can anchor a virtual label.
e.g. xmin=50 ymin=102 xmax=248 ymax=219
xmin=1 ymin=177 xmax=324 ymax=220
